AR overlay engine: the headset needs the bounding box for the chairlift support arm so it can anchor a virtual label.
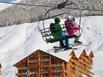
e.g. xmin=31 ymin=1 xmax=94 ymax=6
xmin=43 ymin=0 xmax=81 ymax=31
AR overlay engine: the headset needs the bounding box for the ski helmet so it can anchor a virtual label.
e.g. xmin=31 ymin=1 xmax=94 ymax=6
xmin=55 ymin=17 xmax=60 ymax=23
xmin=67 ymin=15 xmax=75 ymax=21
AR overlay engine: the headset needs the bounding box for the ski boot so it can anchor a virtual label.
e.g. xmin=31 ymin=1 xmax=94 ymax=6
xmin=74 ymin=40 xmax=82 ymax=45
xmin=64 ymin=46 xmax=72 ymax=50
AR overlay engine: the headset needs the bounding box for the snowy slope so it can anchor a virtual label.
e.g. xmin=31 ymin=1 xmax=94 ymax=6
xmin=0 ymin=0 xmax=22 ymax=11
xmin=0 ymin=16 xmax=103 ymax=76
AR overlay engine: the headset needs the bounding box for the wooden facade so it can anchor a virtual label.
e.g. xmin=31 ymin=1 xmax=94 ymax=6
xmin=14 ymin=49 xmax=94 ymax=77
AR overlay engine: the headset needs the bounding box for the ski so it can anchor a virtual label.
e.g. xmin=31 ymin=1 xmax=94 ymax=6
xmin=53 ymin=46 xmax=78 ymax=52
xmin=71 ymin=42 xmax=92 ymax=47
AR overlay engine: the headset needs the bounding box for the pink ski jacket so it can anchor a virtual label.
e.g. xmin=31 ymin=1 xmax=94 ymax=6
xmin=65 ymin=18 xmax=79 ymax=36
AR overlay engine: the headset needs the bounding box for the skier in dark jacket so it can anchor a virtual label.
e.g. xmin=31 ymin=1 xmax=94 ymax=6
xmin=53 ymin=18 xmax=62 ymax=39
xmin=50 ymin=23 xmax=56 ymax=34
xmin=50 ymin=17 xmax=71 ymax=49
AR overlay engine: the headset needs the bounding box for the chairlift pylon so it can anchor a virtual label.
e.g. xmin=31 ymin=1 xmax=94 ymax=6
xmin=38 ymin=0 xmax=82 ymax=43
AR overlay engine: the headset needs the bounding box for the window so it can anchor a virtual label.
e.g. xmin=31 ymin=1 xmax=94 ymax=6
xmin=54 ymin=67 xmax=59 ymax=72
xmin=72 ymin=67 xmax=75 ymax=70
xmin=54 ymin=73 xmax=59 ymax=77
xmin=29 ymin=74 xmax=34 ymax=77
xmin=64 ymin=63 xmax=67 ymax=70
xmin=22 ymin=64 xmax=27 ymax=69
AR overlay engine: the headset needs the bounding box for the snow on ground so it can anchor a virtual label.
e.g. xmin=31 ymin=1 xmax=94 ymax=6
xmin=0 ymin=0 xmax=22 ymax=11
xmin=0 ymin=16 xmax=103 ymax=76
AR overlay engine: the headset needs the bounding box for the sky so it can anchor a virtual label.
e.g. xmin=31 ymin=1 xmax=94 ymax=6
xmin=0 ymin=0 xmax=15 ymax=2
xmin=0 ymin=16 xmax=103 ymax=77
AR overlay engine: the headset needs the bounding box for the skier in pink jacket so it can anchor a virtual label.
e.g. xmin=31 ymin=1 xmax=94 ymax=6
xmin=65 ymin=16 xmax=82 ymax=44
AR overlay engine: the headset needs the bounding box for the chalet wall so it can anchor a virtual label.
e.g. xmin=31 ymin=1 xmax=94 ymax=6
xmin=14 ymin=49 xmax=94 ymax=77
xmin=14 ymin=50 xmax=67 ymax=77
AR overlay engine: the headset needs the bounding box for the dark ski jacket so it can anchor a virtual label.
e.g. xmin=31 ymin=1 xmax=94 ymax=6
xmin=50 ymin=23 xmax=56 ymax=33
xmin=52 ymin=22 xmax=62 ymax=39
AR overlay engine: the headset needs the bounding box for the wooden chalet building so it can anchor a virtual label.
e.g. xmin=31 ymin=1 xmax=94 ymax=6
xmin=14 ymin=49 xmax=94 ymax=77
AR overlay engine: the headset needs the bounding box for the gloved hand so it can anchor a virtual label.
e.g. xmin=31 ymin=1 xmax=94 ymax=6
xmin=78 ymin=26 xmax=81 ymax=30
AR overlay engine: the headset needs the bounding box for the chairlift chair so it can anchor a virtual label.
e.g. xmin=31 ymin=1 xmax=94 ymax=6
xmin=38 ymin=0 xmax=82 ymax=43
